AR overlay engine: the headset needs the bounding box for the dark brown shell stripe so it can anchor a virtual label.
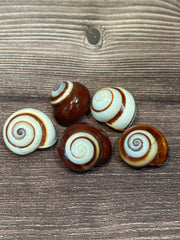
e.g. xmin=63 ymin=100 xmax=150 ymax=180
xmin=6 ymin=120 xmax=35 ymax=148
xmin=5 ymin=113 xmax=47 ymax=148
xmin=124 ymin=107 xmax=136 ymax=130
xmin=121 ymin=131 xmax=151 ymax=163
xmin=91 ymin=88 xmax=114 ymax=113
xmin=107 ymin=87 xmax=126 ymax=125
xmin=50 ymin=81 xmax=70 ymax=104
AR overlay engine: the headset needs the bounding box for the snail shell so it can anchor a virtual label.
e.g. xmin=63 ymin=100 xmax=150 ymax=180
xmin=58 ymin=122 xmax=112 ymax=172
xmin=3 ymin=108 xmax=57 ymax=155
xmin=119 ymin=125 xmax=168 ymax=168
xmin=91 ymin=87 xmax=136 ymax=131
xmin=51 ymin=81 xmax=90 ymax=126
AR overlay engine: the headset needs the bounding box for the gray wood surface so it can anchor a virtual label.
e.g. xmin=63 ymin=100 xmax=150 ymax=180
xmin=0 ymin=0 xmax=180 ymax=239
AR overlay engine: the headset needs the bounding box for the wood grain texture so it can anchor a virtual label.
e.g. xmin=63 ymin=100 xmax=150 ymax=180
xmin=0 ymin=0 xmax=180 ymax=239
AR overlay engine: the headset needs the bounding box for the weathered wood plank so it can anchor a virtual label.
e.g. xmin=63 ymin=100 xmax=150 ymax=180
xmin=0 ymin=0 xmax=179 ymax=239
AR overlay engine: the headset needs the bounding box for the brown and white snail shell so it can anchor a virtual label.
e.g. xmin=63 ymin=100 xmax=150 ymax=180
xmin=119 ymin=125 xmax=168 ymax=168
xmin=91 ymin=87 xmax=136 ymax=131
xmin=51 ymin=81 xmax=90 ymax=126
xmin=58 ymin=122 xmax=112 ymax=172
xmin=3 ymin=108 xmax=57 ymax=155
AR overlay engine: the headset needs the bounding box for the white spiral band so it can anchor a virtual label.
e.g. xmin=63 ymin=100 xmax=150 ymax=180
xmin=65 ymin=132 xmax=100 ymax=165
xmin=51 ymin=81 xmax=73 ymax=105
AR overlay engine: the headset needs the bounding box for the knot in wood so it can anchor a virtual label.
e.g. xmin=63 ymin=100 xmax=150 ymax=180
xmin=86 ymin=27 xmax=101 ymax=45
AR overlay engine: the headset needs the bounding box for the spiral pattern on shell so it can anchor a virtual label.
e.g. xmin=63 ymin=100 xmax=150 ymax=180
xmin=50 ymin=81 xmax=90 ymax=126
xmin=58 ymin=122 xmax=112 ymax=172
xmin=119 ymin=125 xmax=168 ymax=168
xmin=3 ymin=108 xmax=57 ymax=155
xmin=65 ymin=132 xmax=100 ymax=165
xmin=91 ymin=87 xmax=136 ymax=131
xmin=51 ymin=81 xmax=73 ymax=106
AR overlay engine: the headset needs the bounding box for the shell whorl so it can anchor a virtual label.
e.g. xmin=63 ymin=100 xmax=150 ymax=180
xmin=3 ymin=108 xmax=57 ymax=155
xmin=65 ymin=132 xmax=100 ymax=165
xmin=119 ymin=125 xmax=168 ymax=167
xmin=123 ymin=130 xmax=158 ymax=167
xmin=91 ymin=87 xmax=136 ymax=131
xmin=91 ymin=88 xmax=122 ymax=122
xmin=58 ymin=122 xmax=112 ymax=172
xmin=50 ymin=81 xmax=73 ymax=105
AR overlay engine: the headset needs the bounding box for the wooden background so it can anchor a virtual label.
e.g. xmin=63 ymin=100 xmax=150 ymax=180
xmin=0 ymin=0 xmax=179 ymax=239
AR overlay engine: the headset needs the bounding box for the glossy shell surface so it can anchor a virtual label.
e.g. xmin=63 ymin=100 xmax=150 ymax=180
xmin=58 ymin=122 xmax=112 ymax=172
xmin=91 ymin=87 xmax=136 ymax=131
xmin=51 ymin=81 xmax=90 ymax=126
xmin=119 ymin=125 xmax=168 ymax=167
xmin=3 ymin=108 xmax=57 ymax=155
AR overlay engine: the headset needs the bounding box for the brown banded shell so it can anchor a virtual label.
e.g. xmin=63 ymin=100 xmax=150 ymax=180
xmin=91 ymin=87 xmax=136 ymax=131
xmin=51 ymin=81 xmax=90 ymax=126
xmin=58 ymin=122 xmax=112 ymax=172
xmin=3 ymin=108 xmax=57 ymax=155
xmin=119 ymin=124 xmax=168 ymax=168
